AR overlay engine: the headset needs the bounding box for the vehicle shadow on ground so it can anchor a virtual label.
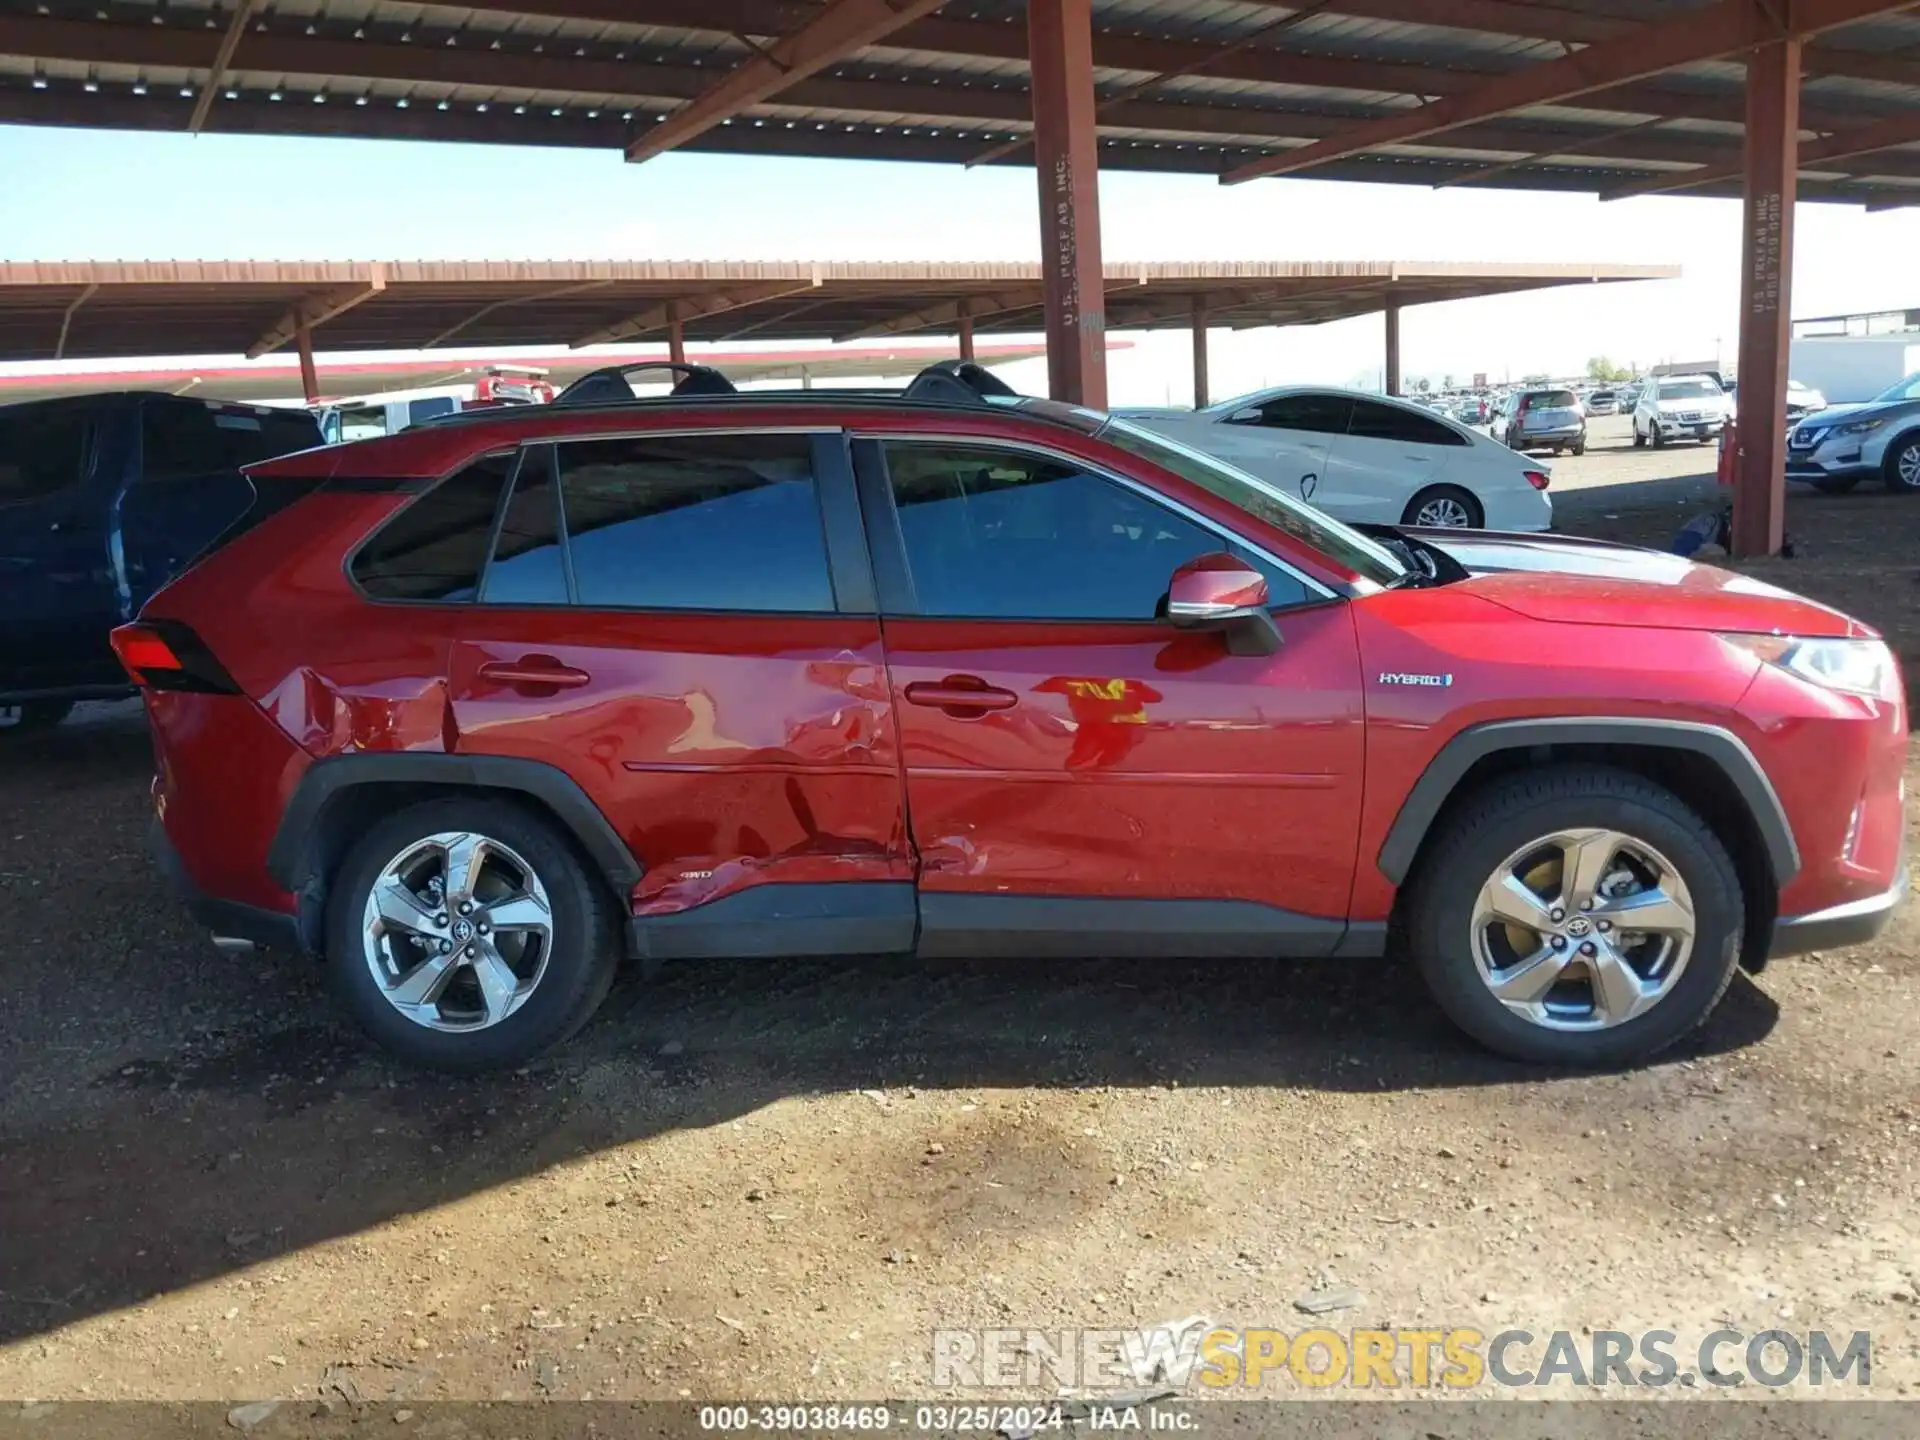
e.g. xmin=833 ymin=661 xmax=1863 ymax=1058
xmin=0 ymin=712 xmax=1779 ymax=1346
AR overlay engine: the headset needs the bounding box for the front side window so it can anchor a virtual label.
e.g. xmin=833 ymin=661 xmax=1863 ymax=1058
xmin=884 ymin=442 xmax=1312 ymax=620
xmin=556 ymin=433 xmax=833 ymax=612
xmin=1096 ymin=419 xmax=1406 ymax=590
xmin=0 ymin=406 xmax=90 ymax=504
xmin=351 ymin=452 xmax=516 ymax=602
xmin=1242 ymin=393 xmax=1354 ymax=435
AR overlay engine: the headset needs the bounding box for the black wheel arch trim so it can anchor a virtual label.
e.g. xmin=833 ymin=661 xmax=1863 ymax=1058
xmin=267 ymin=752 xmax=644 ymax=900
xmin=1376 ymin=716 xmax=1800 ymax=887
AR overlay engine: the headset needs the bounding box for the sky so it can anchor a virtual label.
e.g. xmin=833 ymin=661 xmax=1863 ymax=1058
xmin=5 ymin=123 xmax=1920 ymax=406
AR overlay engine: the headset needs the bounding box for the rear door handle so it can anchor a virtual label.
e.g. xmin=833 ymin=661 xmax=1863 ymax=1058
xmin=904 ymin=677 xmax=1018 ymax=715
xmin=477 ymin=658 xmax=592 ymax=691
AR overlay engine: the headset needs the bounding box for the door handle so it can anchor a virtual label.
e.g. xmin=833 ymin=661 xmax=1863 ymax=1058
xmin=477 ymin=658 xmax=592 ymax=691
xmin=904 ymin=677 xmax=1018 ymax=716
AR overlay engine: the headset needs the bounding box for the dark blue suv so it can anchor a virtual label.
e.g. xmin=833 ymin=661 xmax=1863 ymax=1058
xmin=0 ymin=392 xmax=322 ymax=733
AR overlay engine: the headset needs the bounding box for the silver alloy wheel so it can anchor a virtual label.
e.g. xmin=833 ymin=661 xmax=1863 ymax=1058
xmin=1899 ymin=439 xmax=1920 ymax=487
xmin=361 ymin=831 xmax=554 ymax=1032
xmin=1468 ymin=828 xmax=1695 ymax=1032
xmin=1415 ymin=494 xmax=1474 ymax=527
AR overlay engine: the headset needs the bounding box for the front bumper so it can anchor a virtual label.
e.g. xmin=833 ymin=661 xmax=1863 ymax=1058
xmin=1786 ymin=458 xmax=1877 ymax=483
xmin=1649 ymin=415 xmax=1724 ymax=439
xmin=1769 ymin=866 xmax=1907 ymax=958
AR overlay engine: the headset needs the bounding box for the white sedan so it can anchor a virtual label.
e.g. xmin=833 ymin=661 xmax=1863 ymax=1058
xmin=1115 ymin=386 xmax=1554 ymax=531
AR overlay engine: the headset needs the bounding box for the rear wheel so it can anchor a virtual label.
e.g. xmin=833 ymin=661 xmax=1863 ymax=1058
xmin=1405 ymin=766 xmax=1744 ymax=1068
xmin=0 ymin=700 xmax=75 ymax=737
xmin=1883 ymin=432 xmax=1920 ymax=493
xmin=1402 ymin=484 xmax=1483 ymax=529
xmin=325 ymin=797 xmax=621 ymax=1072
xmin=1572 ymin=439 xmax=1586 ymax=457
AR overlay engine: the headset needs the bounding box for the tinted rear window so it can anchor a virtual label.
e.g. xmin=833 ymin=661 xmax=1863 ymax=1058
xmin=555 ymin=433 xmax=833 ymax=612
xmin=141 ymin=403 xmax=321 ymax=482
xmin=1526 ymin=390 xmax=1579 ymax=409
xmin=351 ymin=452 xmax=515 ymax=602
xmin=0 ymin=405 xmax=91 ymax=503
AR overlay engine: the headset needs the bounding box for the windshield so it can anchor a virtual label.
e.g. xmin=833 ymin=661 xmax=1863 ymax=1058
xmin=1873 ymin=372 xmax=1920 ymax=404
xmin=1096 ymin=417 xmax=1407 ymax=589
xmin=1658 ymin=379 xmax=1722 ymax=400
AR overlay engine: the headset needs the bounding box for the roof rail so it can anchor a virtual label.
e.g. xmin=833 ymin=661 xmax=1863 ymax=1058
xmin=553 ymin=361 xmax=738 ymax=405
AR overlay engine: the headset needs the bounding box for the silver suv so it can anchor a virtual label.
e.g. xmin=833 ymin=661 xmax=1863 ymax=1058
xmin=1787 ymin=371 xmax=1920 ymax=495
xmin=1496 ymin=387 xmax=1586 ymax=456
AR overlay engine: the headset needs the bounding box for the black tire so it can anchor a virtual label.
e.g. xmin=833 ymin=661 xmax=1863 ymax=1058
xmin=1882 ymin=432 xmax=1920 ymax=494
xmin=1572 ymin=440 xmax=1586 ymax=457
xmin=1401 ymin=483 xmax=1484 ymax=529
xmin=325 ymin=796 xmax=621 ymax=1072
xmin=1632 ymin=426 xmax=1646 ymax=449
xmin=1650 ymin=423 xmax=1666 ymax=450
xmin=1812 ymin=476 xmax=1861 ymax=495
xmin=0 ymin=699 xmax=75 ymax=737
xmin=1404 ymin=765 xmax=1744 ymax=1069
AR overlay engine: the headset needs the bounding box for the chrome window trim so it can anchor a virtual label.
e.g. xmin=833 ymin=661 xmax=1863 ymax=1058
xmin=854 ymin=430 xmax=1340 ymax=604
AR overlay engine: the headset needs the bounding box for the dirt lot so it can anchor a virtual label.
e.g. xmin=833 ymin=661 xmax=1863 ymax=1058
xmin=2 ymin=418 xmax=1917 ymax=1405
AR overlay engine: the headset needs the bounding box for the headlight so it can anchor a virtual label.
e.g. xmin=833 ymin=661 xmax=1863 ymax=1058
xmin=1727 ymin=634 xmax=1900 ymax=701
xmin=1836 ymin=416 xmax=1889 ymax=436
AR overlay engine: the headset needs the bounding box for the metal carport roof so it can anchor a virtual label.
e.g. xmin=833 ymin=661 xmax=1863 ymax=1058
xmin=0 ymin=258 xmax=1679 ymax=363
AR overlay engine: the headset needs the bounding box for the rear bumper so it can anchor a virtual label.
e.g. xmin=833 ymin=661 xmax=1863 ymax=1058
xmin=151 ymin=818 xmax=302 ymax=952
xmin=1769 ymin=866 xmax=1907 ymax=959
xmin=1517 ymin=427 xmax=1584 ymax=444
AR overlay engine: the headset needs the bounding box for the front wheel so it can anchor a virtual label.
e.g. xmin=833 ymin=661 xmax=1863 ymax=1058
xmin=1650 ymin=423 xmax=1666 ymax=449
xmin=1632 ymin=425 xmax=1646 ymax=449
xmin=1402 ymin=484 xmax=1484 ymax=529
xmin=325 ymin=797 xmax=621 ymax=1072
xmin=1405 ymin=766 xmax=1744 ymax=1068
xmin=1884 ymin=433 xmax=1920 ymax=493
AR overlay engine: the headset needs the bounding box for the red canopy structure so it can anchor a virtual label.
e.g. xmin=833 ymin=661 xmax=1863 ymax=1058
xmin=4 ymin=0 xmax=1918 ymax=551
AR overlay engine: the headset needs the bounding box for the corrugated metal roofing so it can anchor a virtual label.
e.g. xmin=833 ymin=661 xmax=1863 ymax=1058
xmin=0 ymin=0 xmax=1916 ymax=205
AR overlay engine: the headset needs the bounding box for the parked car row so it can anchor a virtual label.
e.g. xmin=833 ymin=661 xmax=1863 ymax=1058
xmin=94 ymin=361 xmax=1903 ymax=1076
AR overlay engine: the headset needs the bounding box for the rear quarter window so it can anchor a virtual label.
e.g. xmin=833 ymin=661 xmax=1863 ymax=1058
xmin=351 ymin=452 xmax=517 ymax=602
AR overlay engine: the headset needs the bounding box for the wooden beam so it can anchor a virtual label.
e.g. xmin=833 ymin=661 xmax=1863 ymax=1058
xmin=838 ymin=289 xmax=1047 ymax=341
xmin=956 ymin=304 xmax=975 ymax=362
xmin=625 ymin=0 xmax=950 ymax=163
xmin=296 ymin=324 xmax=320 ymax=405
xmin=668 ymin=309 xmax=686 ymax=363
xmin=421 ymin=278 xmax=613 ymax=348
xmin=247 ymin=267 xmax=385 ymax=358
xmin=1220 ymin=0 xmax=1920 ymax=184
xmin=188 ymin=0 xmax=255 ymax=135
xmin=571 ymin=279 xmax=820 ymax=347
xmin=1384 ymin=299 xmax=1401 ymax=396
xmin=1732 ymin=30 xmax=1802 ymax=558
xmin=53 ymin=282 xmax=97 ymax=360
xmin=1605 ymin=107 xmax=1920 ymax=201
xmin=1191 ymin=297 xmax=1209 ymax=409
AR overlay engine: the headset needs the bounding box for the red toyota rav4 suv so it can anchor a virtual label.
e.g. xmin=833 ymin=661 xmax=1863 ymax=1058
xmin=117 ymin=362 xmax=1906 ymax=1072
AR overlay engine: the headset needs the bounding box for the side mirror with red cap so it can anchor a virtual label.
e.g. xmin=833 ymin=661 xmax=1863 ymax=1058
xmin=1165 ymin=553 xmax=1282 ymax=657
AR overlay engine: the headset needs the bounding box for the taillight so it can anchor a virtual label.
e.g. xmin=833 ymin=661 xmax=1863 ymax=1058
xmin=110 ymin=620 xmax=241 ymax=694
xmin=1524 ymin=470 xmax=1552 ymax=491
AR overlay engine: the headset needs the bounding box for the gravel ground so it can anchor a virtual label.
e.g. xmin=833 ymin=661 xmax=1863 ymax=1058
xmin=1 ymin=443 xmax=1916 ymax=1406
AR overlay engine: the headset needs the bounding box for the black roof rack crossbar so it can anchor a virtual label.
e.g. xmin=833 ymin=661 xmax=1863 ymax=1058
xmin=554 ymin=361 xmax=739 ymax=405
